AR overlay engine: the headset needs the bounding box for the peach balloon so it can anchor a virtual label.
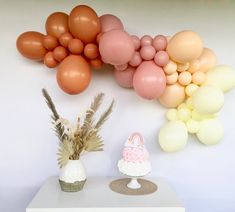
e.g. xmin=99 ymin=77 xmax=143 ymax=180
xmin=192 ymin=71 xmax=206 ymax=85
xmin=188 ymin=60 xmax=200 ymax=73
xmin=43 ymin=35 xmax=58 ymax=50
xmin=84 ymin=43 xmax=99 ymax=59
xmin=59 ymin=32 xmax=73 ymax=48
xmin=99 ymin=29 xmax=135 ymax=65
xmin=90 ymin=58 xmax=103 ymax=69
xmin=45 ymin=12 xmax=69 ymax=39
xmin=100 ymin=14 xmax=124 ymax=33
xmin=68 ymin=39 xmax=84 ymax=54
xmin=53 ymin=46 xmax=68 ymax=62
xmin=163 ymin=60 xmax=177 ymax=75
xmin=166 ymin=30 xmax=203 ymax=63
xmin=16 ymin=31 xmax=47 ymax=60
xmin=113 ymin=66 xmax=135 ymax=88
xmin=57 ymin=55 xmax=91 ymax=95
xmin=177 ymin=62 xmax=189 ymax=72
xmin=159 ymin=83 xmax=185 ymax=108
xmin=198 ymin=48 xmax=217 ymax=72
xmin=166 ymin=72 xmax=178 ymax=85
xmin=69 ymin=5 xmax=101 ymax=43
xmin=44 ymin=52 xmax=58 ymax=68
xmin=178 ymin=71 xmax=192 ymax=86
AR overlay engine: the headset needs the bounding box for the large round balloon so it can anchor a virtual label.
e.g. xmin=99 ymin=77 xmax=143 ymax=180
xmin=159 ymin=83 xmax=185 ymax=108
xmin=69 ymin=5 xmax=100 ymax=43
xmin=16 ymin=31 xmax=47 ymax=60
xmin=100 ymin=14 xmax=124 ymax=33
xmin=158 ymin=120 xmax=188 ymax=152
xmin=198 ymin=48 xmax=217 ymax=72
xmin=133 ymin=61 xmax=166 ymax=100
xmin=57 ymin=55 xmax=91 ymax=95
xmin=166 ymin=30 xmax=203 ymax=63
xmin=99 ymin=29 xmax=135 ymax=65
xmin=45 ymin=12 xmax=69 ymax=39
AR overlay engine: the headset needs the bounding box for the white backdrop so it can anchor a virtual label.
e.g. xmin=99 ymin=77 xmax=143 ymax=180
xmin=1 ymin=0 xmax=235 ymax=211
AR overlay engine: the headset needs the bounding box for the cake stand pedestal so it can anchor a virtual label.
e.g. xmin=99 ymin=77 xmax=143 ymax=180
xmin=26 ymin=177 xmax=185 ymax=212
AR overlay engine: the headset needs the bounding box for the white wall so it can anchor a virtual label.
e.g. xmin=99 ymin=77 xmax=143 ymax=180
xmin=1 ymin=0 xmax=235 ymax=211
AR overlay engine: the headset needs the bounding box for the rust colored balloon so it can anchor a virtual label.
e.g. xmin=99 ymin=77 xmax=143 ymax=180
xmin=57 ymin=55 xmax=91 ymax=94
xmin=43 ymin=35 xmax=58 ymax=50
xmin=68 ymin=39 xmax=84 ymax=54
xmin=59 ymin=32 xmax=73 ymax=48
xmin=44 ymin=51 xmax=58 ymax=68
xmin=90 ymin=57 xmax=103 ymax=69
xmin=45 ymin=12 xmax=69 ymax=39
xmin=84 ymin=43 xmax=99 ymax=59
xmin=53 ymin=46 xmax=68 ymax=62
xmin=16 ymin=31 xmax=47 ymax=60
xmin=69 ymin=5 xmax=101 ymax=43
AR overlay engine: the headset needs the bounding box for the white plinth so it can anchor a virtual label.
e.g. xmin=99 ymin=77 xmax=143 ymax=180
xmin=26 ymin=177 xmax=185 ymax=212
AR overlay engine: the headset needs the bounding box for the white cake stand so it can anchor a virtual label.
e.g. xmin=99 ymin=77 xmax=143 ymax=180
xmin=127 ymin=177 xmax=141 ymax=189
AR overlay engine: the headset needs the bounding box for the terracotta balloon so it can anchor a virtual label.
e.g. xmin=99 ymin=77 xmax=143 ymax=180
xmin=167 ymin=30 xmax=203 ymax=63
xmin=69 ymin=5 xmax=101 ymax=43
xmin=45 ymin=12 xmax=69 ymax=39
xmin=198 ymin=48 xmax=217 ymax=72
xmin=133 ymin=61 xmax=166 ymax=100
xmin=84 ymin=43 xmax=99 ymax=59
xmin=16 ymin=31 xmax=47 ymax=60
xmin=57 ymin=55 xmax=91 ymax=95
xmin=159 ymin=83 xmax=185 ymax=108
xmin=44 ymin=52 xmax=58 ymax=68
xmin=59 ymin=32 xmax=73 ymax=48
xmin=99 ymin=29 xmax=135 ymax=65
xmin=43 ymin=35 xmax=58 ymax=50
xmin=100 ymin=14 xmax=124 ymax=33
xmin=53 ymin=46 xmax=68 ymax=62
xmin=113 ymin=66 xmax=135 ymax=88
xmin=68 ymin=39 xmax=84 ymax=54
xmin=90 ymin=58 xmax=103 ymax=69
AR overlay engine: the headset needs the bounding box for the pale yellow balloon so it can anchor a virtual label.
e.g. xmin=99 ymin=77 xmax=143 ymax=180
xmin=198 ymin=48 xmax=217 ymax=72
xmin=191 ymin=110 xmax=205 ymax=121
xmin=192 ymin=85 xmax=224 ymax=114
xmin=177 ymin=103 xmax=187 ymax=110
xmin=163 ymin=60 xmax=177 ymax=75
xmin=186 ymin=97 xmax=194 ymax=110
xmin=159 ymin=83 xmax=186 ymax=108
xmin=204 ymin=65 xmax=235 ymax=92
xmin=186 ymin=119 xmax=199 ymax=133
xmin=178 ymin=107 xmax=191 ymax=122
xmin=197 ymin=119 xmax=224 ymax=145
xmin=177 ymin=62 xmax=189 ymax=72
xmin=185 ymin=83 xmax=199 ymax=96
xmin=166 ymin=109 xmax=178 ymax=121
xmin=158 ymin=121 xmax=188 ymax=152
xmin=166 ymin=72 xmax=178 ymax=85
xmin=166 ymin=30 xmax=203 ymax=63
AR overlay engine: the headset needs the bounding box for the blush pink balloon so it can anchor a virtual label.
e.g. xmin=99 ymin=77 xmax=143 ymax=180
xmin=113 ymin=66 xmax=135 ymax=88
xmin=153 ymin=35 xmax=167 ymax=51
xmin=140 ymin=35 xmax=153 ymax=46
xmin=99 ymin=14 xmax=124 ymax=33
xmin=154 ymin=50 xmax=169 ymax=67
xmin=133 ymin=61 xmax=166 ymax=100
xmin=131 ymin=35 xmax=141 ymax=50
xmin=140 ymin=45 xmax=155 ymax=60
xmin=99 ymin=29 xmax=135 ymax=65
xmin=114 ymin=63 xmax=128 ymax=71
xmin=129 ymin=51 xmax=142 ymax=67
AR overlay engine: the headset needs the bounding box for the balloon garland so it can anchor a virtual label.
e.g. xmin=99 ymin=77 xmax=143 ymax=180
xmin=16 ymin=5 xmax=235 ymax=152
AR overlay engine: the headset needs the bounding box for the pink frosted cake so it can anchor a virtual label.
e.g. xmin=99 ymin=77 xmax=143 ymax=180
xmin=118 ymin=132 xmax=151 ymax=177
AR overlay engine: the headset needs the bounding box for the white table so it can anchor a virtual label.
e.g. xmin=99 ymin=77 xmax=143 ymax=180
xmin=26 ymin=177 xmax=185 ymax=212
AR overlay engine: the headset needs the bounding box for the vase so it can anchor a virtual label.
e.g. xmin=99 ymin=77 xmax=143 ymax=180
xmin=59 ymin=159 xmax=86 ymax=192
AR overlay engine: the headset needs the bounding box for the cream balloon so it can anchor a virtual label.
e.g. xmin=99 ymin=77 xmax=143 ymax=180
xmin=186 ymin=119 xmax=199 ymax=134
xmin=166 ymin=109 xmax=178 ymax=121
xmin=192 ymin=85 xmax=224 ymax=114
xmin=158 ymin=121 xmax=188 ymax=152
xmin=197 ymin=119 xmax=224 ymax=145
xmin=204 ymin=65 xmax=235 ymax=92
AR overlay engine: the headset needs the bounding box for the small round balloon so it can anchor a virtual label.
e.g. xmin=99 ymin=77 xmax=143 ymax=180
xmin=133 ymin=61 xmax=166 ymax=100
xmin=69 ymin=5 xmax=101 ymax=43
xmin=16 ymin=31 xmax=47 ymax=60
xmin=45 ymin=12 xmax=69 ymax=39
xmin=57 ymin=55 xmax=91 ymax=95
xmin=113 ymin=66 xmax=135 ymax=88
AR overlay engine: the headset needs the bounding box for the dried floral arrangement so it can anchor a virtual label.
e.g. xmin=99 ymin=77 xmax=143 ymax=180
xmin=42 ymin=89 xmax=114 ymax=168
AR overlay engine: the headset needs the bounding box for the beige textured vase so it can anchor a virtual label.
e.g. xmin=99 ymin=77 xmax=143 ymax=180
xmin=59 ymin=159 xmax=86 ymax=192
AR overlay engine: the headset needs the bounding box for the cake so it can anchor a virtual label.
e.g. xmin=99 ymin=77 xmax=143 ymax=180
xmin=118 ymin=132 xmax=151 ymax=177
